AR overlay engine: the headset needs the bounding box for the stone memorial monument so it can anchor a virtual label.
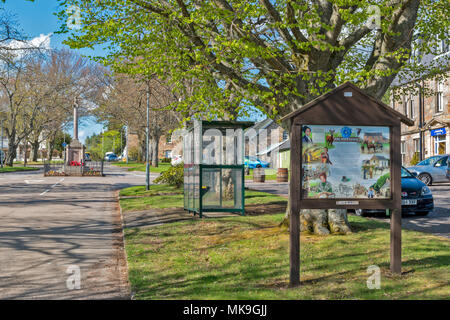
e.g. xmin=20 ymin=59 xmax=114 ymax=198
xmin=65 ymin=99 xmax=85 ymax=165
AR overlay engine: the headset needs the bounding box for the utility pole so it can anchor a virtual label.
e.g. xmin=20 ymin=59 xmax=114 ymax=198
xmin=126 ymin=125 xmax=129 ymax=164
xmin=102 ymin=128 xmax=104 ymax=158
xmin=146 ymin=81 xmax=150 ymax=190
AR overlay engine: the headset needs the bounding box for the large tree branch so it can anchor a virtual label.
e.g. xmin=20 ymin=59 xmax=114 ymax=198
xmin=363 ymin=0 xmax=421 ymax=99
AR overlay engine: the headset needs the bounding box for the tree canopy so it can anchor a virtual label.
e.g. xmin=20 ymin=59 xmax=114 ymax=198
xmin=55 ymin=0 xmax=449 ymax=125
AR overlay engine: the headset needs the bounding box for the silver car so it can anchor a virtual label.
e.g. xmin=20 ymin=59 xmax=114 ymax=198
xmin=407 ymin=154 xmax=449 ymax=186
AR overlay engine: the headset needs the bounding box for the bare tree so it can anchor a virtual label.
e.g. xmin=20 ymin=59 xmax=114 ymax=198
xmin=96 ymin=74 xmax=182 ymax=166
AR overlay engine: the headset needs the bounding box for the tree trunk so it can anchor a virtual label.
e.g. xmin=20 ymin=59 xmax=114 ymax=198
xmin=150 ymin=135 xmax=159 ymax=167
xmin=48 ymin=137 xmax=56 ymax=162
xmin=31 ymin=139 xmax=40 ymax=162
xmin=24 ymin=141 xmax=28 ymax=167
xmin=282 ymin=198 xmax=352 ymax=235
xmin=6 ymin=131 xmax=18 ymax=167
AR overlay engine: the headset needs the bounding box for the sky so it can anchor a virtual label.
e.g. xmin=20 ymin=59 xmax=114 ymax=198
xmin=1 ymin=0 xmax=105 ymax=143
xmin=1 ymin=1 xmax=266 ymax=144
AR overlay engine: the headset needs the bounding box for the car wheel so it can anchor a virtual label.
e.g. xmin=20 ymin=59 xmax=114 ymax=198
xmin=256 ymin=164 xmax=262 ymax=168
xmin=418 ymin=173 xmax=432 ymax=186
xmin=416 ymin=211 xmax=429 ymax=216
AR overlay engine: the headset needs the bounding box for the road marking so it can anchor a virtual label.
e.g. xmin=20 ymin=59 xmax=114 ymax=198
xmin=40 ymin=178 xmax=64 ymax=196
xmin=131 ymin=173 xmax=146 ymax=177
xmin=25 ymin=180 xmax=44 ymax=184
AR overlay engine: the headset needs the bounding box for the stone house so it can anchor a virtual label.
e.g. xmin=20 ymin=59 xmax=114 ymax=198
xmin=126 ymin=129 xmax=182 ymax=161
xmin=390 ymin=46 xmax=449 ymax=165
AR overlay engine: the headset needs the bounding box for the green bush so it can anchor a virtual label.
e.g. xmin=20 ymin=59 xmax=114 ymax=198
xmin=128 ymin=146 xmax=140 ymax=161
xmin=160 ymin=157 xmax=171 ymax=163
xmin=154 ymin=163 xmax=184 ymax=188
xmin=410 ymin=152 xmax=420 ymax=166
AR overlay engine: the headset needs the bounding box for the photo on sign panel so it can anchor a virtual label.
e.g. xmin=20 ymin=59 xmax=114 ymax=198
xmin=301 ymin=125 xmax=391 ymax=199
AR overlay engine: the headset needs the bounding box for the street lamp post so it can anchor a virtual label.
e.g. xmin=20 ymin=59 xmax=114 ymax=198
xmin=126 ymin=125 xmax=129 ymax=164
xmin=146 ymin=81 xmax=150 ymax=191
xmin=416 ymin=81 xmax=425 ymax=161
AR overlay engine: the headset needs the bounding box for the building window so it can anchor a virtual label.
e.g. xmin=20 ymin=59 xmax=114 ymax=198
xmin=403 ymin=100 xmax=408 ymax=117
xmin=434 ymin=135 xmax=446 ymax=155
xmin=165 ymin=150 xmax=172 ymax=158
xmin=409 ymin=98 xmax=415 ymax=119
xmin=413 ymin=138 xmax=420 ymax=153
xmin=401 ymin=141 xmax=406 ymax=165
xmin=437 ymin=33 xmax=449 ymax=54
xmin=282 ymin=130 xmax=288 ymax=140
xmin=166 ymin=135 xmax=172 ymax=143
xmin=436 ymin=81 xmax=444 ymax=113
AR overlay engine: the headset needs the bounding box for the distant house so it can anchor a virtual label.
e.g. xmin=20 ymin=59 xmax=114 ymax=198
xmin=245 ymin=118 xmax=288 ymax=168
xmin=126 ymin=128 xmax=183 ymax=161
xmin=278 ymin=140 xmax=291 ymax=170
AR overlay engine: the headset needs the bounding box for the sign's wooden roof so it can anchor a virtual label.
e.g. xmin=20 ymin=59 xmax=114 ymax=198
xmin=281 ymin=82 xmax=414 ymax=126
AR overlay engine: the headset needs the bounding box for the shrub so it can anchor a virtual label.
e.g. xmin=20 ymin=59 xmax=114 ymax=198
xmin=160 ymin=157 xmax=171 ymax=163
xmin=154 ymin=163 xmax=184 ymax=188
xmin=410 ymin=152 xmax=420 ymax=166
xmin=128 ymin=146 xmax=140 ymax=161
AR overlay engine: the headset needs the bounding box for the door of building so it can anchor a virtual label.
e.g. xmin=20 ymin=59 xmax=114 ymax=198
xmin=434 ymin=134 xmax=446 ymax=155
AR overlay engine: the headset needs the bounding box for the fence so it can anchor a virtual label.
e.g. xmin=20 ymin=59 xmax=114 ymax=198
xmin=44 ymin=161 xmax=104 ymax=177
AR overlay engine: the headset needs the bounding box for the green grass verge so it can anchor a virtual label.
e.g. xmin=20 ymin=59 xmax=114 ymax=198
xmin=0 ymin=166 xmax=40 ymax=173
xmin=244 ymin=168 xmax=279 ymax=181
xmin=119 ymin=186 xmax=286 ymax=213
xmin=119 ymin=185 xmax=184 ymax=197
xmin=13 ymin=161 xmax=64 ymax=165
xmin=112 ymin=162 xmax=171 ymax=173
xmin=124 ymin=213 xmax=450 ymax=300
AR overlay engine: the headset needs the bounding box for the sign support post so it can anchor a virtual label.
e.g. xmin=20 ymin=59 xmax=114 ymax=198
xmin=390 ymin=208 xmax=402 ymax=274
xmin=390 ymin=124 xmax=402 ymax=274
xmin=289 ymin=123 xmax=301 ymax=287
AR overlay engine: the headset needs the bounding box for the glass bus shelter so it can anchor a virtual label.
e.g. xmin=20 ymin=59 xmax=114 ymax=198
xmin=183 ymin=120 xmax=253 ymax=218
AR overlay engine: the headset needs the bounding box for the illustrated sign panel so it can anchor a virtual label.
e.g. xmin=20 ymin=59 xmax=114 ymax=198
xmin=301 ymin=125 xmax=391 ymax=199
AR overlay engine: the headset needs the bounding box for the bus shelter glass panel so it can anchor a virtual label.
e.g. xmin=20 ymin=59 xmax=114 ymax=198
xmin=183 ymin=120 xmax=250 ymax=217
xmin=202 ymin=167 xmax=243 ymax=210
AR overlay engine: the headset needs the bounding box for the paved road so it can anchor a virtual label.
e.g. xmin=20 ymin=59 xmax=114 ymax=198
xmin=246 ymin=180 xmax=450 ymax=238
xmin=0 ymin=165 xmax=157 ymax=299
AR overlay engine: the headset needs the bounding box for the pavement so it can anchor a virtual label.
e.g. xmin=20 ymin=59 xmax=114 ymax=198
xmin=0 ymin=164 xmax=158 ymax=299
xmin=245 ymin=180 xmax=450 ymax=238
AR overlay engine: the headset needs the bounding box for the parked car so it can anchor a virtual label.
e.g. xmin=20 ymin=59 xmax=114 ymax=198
xmin=171 ymin=155 xmax=183 ymax=166
xmin=244 ymin=156 xmax=270 ymax=169
xmin=104 ymin=153 xmax=118 ymax=162
xmin=447 ymin=157 xmax=450 ymax=180
xmin=356 ymin=167 xmax=434 ymax=217
xmin=407 ymin=154 xmax=449 ymax=185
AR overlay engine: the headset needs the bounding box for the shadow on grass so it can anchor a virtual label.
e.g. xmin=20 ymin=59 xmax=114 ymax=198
xmin=348 ymin=217 xmax=389 ymax=233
